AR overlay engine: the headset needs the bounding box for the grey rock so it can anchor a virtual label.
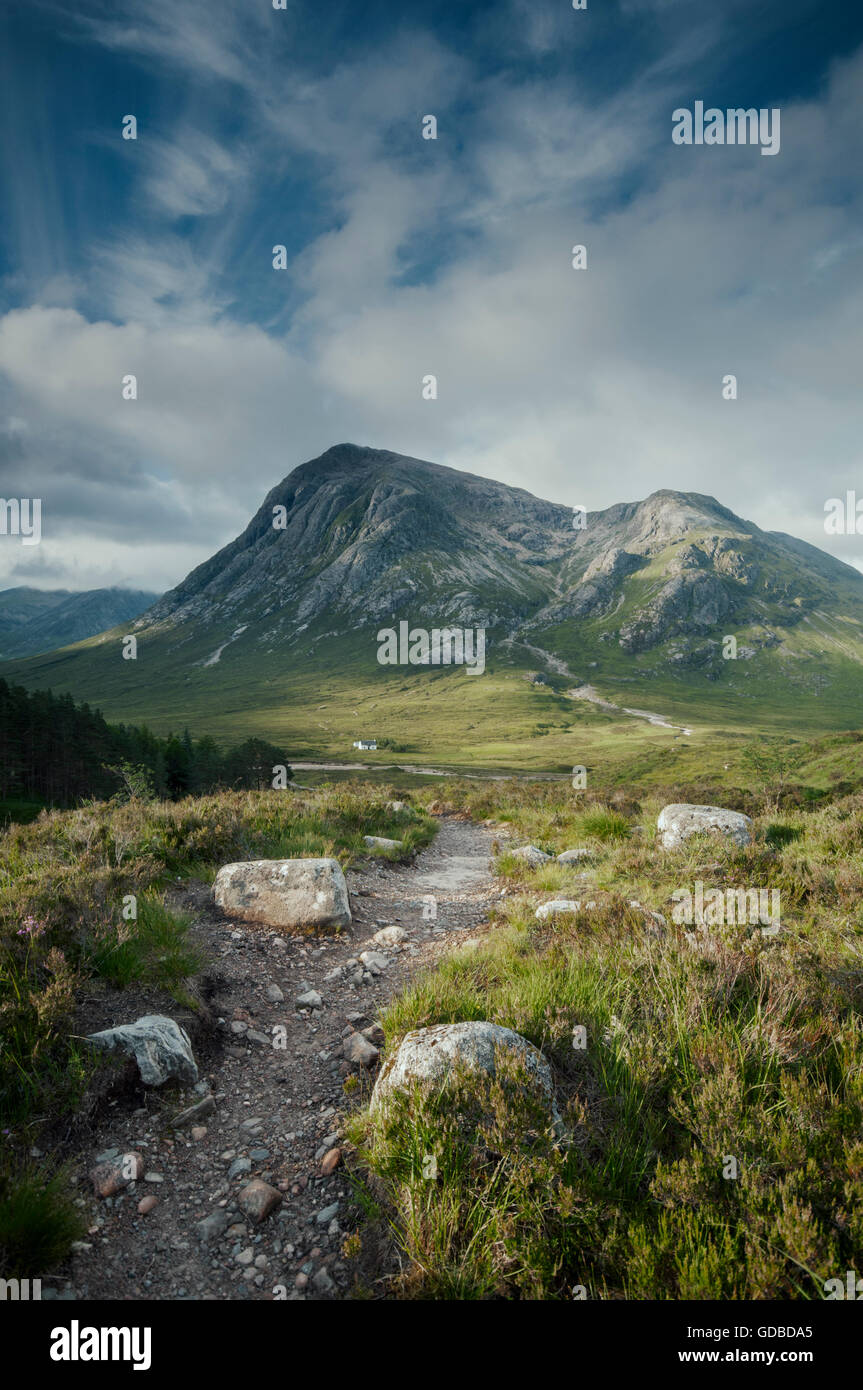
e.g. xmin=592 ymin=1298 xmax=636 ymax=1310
xmin=213 ymin=858 xmax=351 ymax=932
xmin=296 ymin=990 xmax=322 ymax=1010
xmin=312 ymin=1266 xmax=336 ymax=1295
xmin=657 ymin=803 xmax=752 ymax=850
xmin=196 ymin=1209 xmax=229 ymax=1244
xmin=358 ymin=950 xmax=389 ymax=972
xmin=535 ymin=899 xmax=582 ymax=920
xmin=557 ymin=848 xmax=595 ymax=864
xmin=86 ymin=1015 xmax=198 ymax=1087
xmin=372 ymin=925 xmax=407 ymax=947
xmin=511 ymin=845 xmax=551 ymax=866
xmin=172 ymin=1095 xmax=216 ymax=1129
xmin=343 ymin=1033 xmax=380 ymax=1068
xmin=371 ymin=1021 xmax=566 ymax=1140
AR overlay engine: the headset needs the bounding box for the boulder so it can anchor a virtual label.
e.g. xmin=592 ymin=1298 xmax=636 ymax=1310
xmin=657 ymin=804 xmax=752 ymax=850
xmin=86 ymin=1015 xmax=198 ymax=1087
xmin=371 ymin=1021 xmax=566 ymax=1139
xmin=535 ymin=899 xmax=582 ymax=920
xmin=363 ymin=836 xmax=404 ymax=850
xmin=557 ymin=848 xmax=594 ymax=864
xmin=511 ymin=845 xmax=552 ymax=866
xmin=372 ymin=925 xmax=407 ymax=947
xmin=213 ymin=857 xmax=351 ymax=932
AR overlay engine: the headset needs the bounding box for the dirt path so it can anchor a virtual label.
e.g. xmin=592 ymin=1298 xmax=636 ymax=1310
xmin=505 ymin=639 xmax=694 ymax=737
xmin=46 ymin=817 xmax=498 ymax=1303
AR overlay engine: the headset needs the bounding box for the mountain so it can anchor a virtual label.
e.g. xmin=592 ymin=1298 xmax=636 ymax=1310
xmin=2 ymin=444 xmax=862 ymax=773
xmin=0 ymin=587 xmax=160 ymax=660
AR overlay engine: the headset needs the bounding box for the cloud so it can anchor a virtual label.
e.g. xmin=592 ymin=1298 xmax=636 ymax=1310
xmin=0 ymin=1 xmax=860 ymax=595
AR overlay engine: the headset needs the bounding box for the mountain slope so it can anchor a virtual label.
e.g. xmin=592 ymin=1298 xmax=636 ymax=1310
xmin=0 ymin=587 xmax=160 ymax=659
xmin=2 ymin=444 xmax=862 ymax=770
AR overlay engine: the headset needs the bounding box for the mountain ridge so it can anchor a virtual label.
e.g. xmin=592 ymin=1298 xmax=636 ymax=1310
xmin=2 ymin=445 xmax=862 ymax=765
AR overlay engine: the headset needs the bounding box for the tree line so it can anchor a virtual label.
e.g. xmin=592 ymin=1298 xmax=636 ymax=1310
xmin=0 ymin=678 xmax=291 ymax=808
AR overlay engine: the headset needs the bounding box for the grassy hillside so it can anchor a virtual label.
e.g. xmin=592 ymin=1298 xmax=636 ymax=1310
xmin=3 ymin=614 xmax=863 ymax=783
xmin=346 ymin=779 xmax=863 ymax=1299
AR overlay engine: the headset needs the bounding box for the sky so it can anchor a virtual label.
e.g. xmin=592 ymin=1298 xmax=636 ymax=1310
xmin=0 ymin=0 xmax=861 ymax=594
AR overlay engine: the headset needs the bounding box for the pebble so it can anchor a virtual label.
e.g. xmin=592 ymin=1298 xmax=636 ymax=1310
xmin=238 ymin=1179 xmax=283 ymax=1223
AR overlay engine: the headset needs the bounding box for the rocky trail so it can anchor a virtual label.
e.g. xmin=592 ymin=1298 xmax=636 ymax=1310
xmin=44 ymin=817 xmax=499 ymax=1303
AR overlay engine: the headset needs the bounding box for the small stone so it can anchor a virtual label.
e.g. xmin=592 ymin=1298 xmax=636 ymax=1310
xmin=312 ymin=1266 xmax=336 ymax=1294
xmin=296 ymin=990 xmax=323 ymax=1010
xmin=358 ymin=950 xmax=389 ymax=972
xmin=238 ymin=1179 xmax=282 ymax=1223
xmin=295 ymin=1272 xmax=309 ymax=1289
xmin=320 ymin=1148 xmax=341 ymax=1176
xmin=172 ymin=1095 xmax=216 ymax=1129
xmin=137 ymin=1195 xmax=159 ymax=1215
xmin=266 ymin=983 xmax=284 ymax=1002
xmin=372 ymin=926 xmax=406 ymax=947
xmin=190 ymin=1126 xmax=208 ymax=1142
xmin=90 ymin=1152 xmax=144 ymax=1199
xmin=196 ymin=1209 xmax=229 ymax=1244
xmin=236 ymin=1247 xmax=255 ymax=1266
xmin=343 ymin=1033 xmax=379 ymax=1068
xmin=316 ymin=1201 xmax=340 ymax=1225
xmin=229 ymin=1157 xmax=252 ymax=1180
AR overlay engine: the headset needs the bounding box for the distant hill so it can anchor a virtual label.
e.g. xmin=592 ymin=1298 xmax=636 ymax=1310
xmin=2 ymin=444 xmax=862 ymax=773
xmin=0 ymin=586 xmax=159 ymax=659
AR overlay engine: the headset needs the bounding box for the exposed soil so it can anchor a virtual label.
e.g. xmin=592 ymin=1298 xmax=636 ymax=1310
xmin=42 ymin=816 xmax=500 ymax=1302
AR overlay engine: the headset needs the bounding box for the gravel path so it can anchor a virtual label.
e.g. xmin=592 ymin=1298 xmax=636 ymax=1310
xmin=45 ymin=816 xmax=498 ymax=1303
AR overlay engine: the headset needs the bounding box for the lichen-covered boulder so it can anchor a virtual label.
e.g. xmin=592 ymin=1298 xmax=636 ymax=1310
xmin=363 ymin=836 xmax=403 ymax=851
xmin=370 ymin=1021 xmax=566 ymax=1139
xmin=535 ymin=899 xmax=582 ymax=920
xmin=557 ymin=848 xmax=595 ymax=864
xmin=213 ymin=857 xmax=351 ymax=931
xmin=657 ymin=803 xmax=752 ymax=850
xmin=511 ymin=845 xmax=552 ymax=866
